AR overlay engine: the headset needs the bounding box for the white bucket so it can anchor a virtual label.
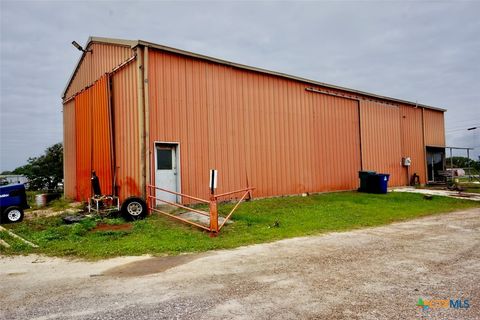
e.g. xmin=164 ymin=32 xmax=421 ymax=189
xmin=35 ymin=194 xmax=47 ymax=208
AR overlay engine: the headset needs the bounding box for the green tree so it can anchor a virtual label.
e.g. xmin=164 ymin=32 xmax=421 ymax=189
xmin=445 ymin=156 xmax=480 ymax=171
xmin=13 ymin=143 xmax=63 ymax=191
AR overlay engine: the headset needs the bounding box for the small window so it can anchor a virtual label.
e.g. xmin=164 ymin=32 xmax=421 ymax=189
xmin=157 ymin=148 xmax=172 ymax=170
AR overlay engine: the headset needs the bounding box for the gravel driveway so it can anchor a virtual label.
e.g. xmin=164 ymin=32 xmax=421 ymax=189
xmin=1 ymin=208 xmax=479 ymax=319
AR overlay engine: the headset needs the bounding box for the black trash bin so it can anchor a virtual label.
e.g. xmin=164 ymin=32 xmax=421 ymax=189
xmin=358 ymin=171 xmax=376 ymax=192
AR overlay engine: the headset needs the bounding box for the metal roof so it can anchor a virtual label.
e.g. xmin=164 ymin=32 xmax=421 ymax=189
xmin=63 ymin=36 xmax=446 ymax=112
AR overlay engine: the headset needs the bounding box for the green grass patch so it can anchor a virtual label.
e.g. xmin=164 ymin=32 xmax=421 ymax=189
xmin=48 ymin=197 xmax=73 ymax=211
xmin=1 ymin=191 xmax=479 ymax=259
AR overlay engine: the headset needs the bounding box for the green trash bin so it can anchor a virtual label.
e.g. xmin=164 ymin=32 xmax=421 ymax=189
xmin=358 ymin=171 xmax=376 ymax=192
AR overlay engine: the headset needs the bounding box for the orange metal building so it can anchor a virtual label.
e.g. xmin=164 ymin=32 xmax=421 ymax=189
xmin=62 ymin=37 xmax=446 ymax=203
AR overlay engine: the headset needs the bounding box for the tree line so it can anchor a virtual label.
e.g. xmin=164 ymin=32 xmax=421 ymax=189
xmin=1 ymin=143 xmax=63 ymax=191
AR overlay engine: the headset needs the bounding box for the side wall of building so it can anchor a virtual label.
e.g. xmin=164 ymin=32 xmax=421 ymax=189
xmin=147 ymin=51 xmax=364 ymax=201
xmin=63 ymin=42 xmax=137 ymax=201
xmin=147 ymin=49 xmax=440 ymax=201
xmin=64 ymin=43 xmax=446 ymax=202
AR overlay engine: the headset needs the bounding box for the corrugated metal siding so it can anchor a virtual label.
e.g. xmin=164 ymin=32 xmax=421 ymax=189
xmin=74 ymin=89 xmax=92 ymax=200
xmin=91 ymin=76 xmax=113 ymax=195
xmin=111 ymin=61 xmax=141 ymax=201
xmin=63 ymin=99 xmax=76 ymax=199
xmin=74 ymin=76 xmax=112 ymax=200
xmin=400 ymin=105 xmax=426 ymax=184
xmin=424 ymin=109 xmax=446 ymax=146
xmin=65 ymin=42 xmax=447 ymax=202
xmin=313 ymin=94 xmax=361 ymax=191
xmin=148 ymin=50 xmax=361 ymax=201
xmin=65 ymin=43 xmax=133 ymax=99
xmin=360 ymin=100 xmax=403 ymax=186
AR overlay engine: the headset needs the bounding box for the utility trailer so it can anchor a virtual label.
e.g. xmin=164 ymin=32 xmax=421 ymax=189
xmin=87 ymin=171 xmax=148 ymax=221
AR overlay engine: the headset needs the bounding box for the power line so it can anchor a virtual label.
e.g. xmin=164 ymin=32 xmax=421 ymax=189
xmin=446 ymin=126 xmax=480 ymax=133
xmin=447 ymin=124 xmax=480 ymax=130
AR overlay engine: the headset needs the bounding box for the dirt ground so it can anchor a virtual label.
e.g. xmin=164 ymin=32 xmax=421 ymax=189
xmin=25 ymin=203 xmax=84 ymax=220
xmin=1 ymin=208 xmax=479 ymax=320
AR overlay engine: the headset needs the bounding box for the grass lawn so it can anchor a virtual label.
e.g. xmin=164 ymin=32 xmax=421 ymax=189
xmin=1 ymin=191 xmax=479 ymax=260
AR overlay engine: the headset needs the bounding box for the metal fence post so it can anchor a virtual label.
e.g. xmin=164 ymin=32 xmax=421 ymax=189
xmin=209 ymin=195 xmax=218 ymax=233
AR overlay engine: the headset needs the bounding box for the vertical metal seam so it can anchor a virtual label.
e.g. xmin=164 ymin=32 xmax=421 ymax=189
xmin=357 ymin=100 xmax=363 ymax=171
xmin=136 ymin=47 xmax=146 ymax=199
xmin=62 ymin=105 xmax=66 ymax=199
xmin=144 ymin=46 xmax=151 ymax=192
xmin=421 ymin=107 xmax=427 ymax=184
xmin=107 ymin=75 xmax=116 ymax=195
xmin=89 ymin=82 xmax=94 ymax=197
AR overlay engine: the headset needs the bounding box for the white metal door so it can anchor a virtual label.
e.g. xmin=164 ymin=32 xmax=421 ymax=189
xmin=155 ymin=144 xmax=178 ymax=203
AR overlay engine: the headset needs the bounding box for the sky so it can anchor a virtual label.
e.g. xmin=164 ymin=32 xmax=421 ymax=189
xmin=0 ymin=0 xmax=479 ymax=172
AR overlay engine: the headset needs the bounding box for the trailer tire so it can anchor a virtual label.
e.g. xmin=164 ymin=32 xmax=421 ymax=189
xmin=121 ymin=197 xmax=147 ymax=221
xmin=3 ymin=206 xmax=24 ymax=223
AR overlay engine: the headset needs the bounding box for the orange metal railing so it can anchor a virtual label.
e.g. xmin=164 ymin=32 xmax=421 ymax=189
xmin=146 ymin=184 xmax=254 ymax=234
xmin=214 ymin=188 xmax=253 ymax=231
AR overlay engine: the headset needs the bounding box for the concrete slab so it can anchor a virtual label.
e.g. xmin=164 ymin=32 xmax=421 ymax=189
xmin=176 ymin=211 xmax=233 ymax=226
xmin=391 ymin=187 xmax=480 ymax=201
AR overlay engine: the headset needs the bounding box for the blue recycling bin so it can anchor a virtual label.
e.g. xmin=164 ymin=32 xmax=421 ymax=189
xmin=365 ymin=173 xmax=390 ymax=194
xmin=374 ymin=173 xmax=390 ymax=194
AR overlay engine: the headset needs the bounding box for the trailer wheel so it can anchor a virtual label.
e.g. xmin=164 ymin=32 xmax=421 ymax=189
xmin=121 ymin=197 xmax=147 ymax=221
xmin=3 ymin=206 xmax=24 ymax=223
